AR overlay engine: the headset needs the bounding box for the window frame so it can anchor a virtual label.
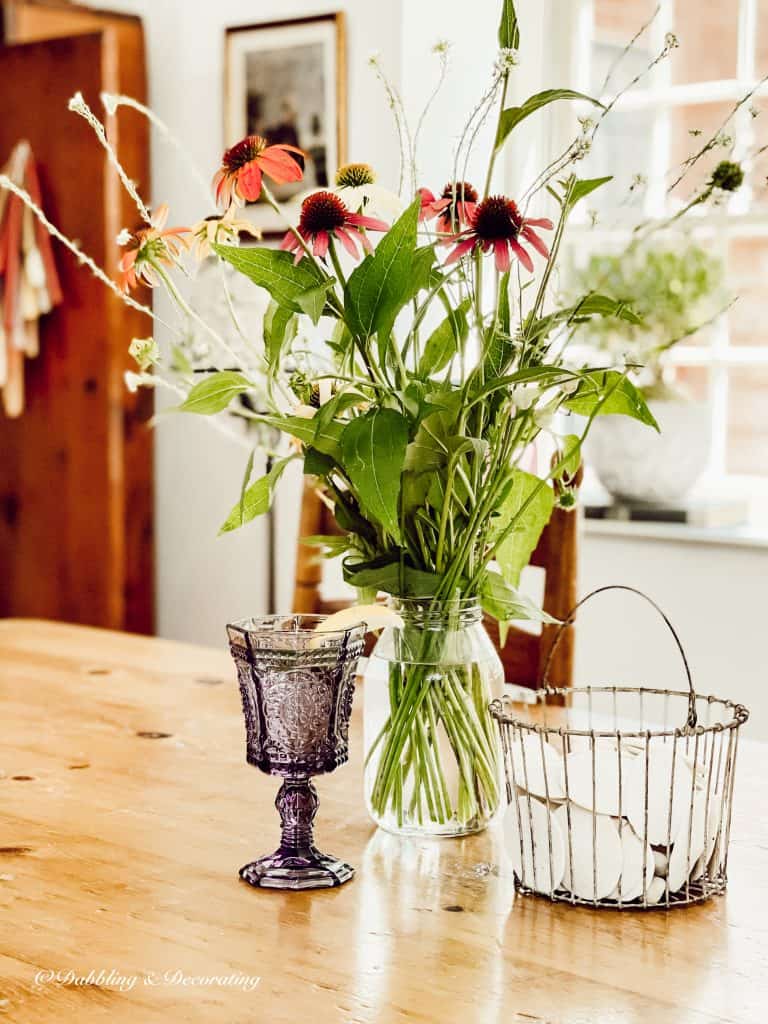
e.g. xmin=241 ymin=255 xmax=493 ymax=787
xmin=561 ymin=0 xmax=768 ymax=481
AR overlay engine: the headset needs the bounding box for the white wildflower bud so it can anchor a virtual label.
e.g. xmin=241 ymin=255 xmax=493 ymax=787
xmin=561 ymin=378 xmax=580 ymax=397
xmin=67 ymin=91 xmax=87 ymax=114
xmin=533 ymin=408 xmax=555 ymax=431
xmin=116 ymin=228 xmax=132 ymax=246
xmin=367 ymin=52 xmax=381 ymax=68
xmin=664 ymin=31 xmax=679 ymax=50
xmin=496 ymin=48 xmax=519 ymax=73
xmin=511 ymin=384 xmax=537 ymax=411
xmin=294 ymin=404 xmax=317 ymax=419
xmin=432 ymin=39 xmax=451 ymax=56
xmin=100 ymin=91 xmax=120 ymax=116
xmin=129 ymin=336 xmax=159 ymax=371
xmin=124 ymin=370 xmax=155 ymax=393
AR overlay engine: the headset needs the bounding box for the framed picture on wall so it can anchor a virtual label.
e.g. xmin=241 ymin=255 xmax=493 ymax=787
xmin=224 ymin=13 xmax=347 ymax=235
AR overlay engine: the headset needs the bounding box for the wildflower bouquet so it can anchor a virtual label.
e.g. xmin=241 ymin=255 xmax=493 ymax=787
xmin=2 ymin=0 xmax=693 ymax=835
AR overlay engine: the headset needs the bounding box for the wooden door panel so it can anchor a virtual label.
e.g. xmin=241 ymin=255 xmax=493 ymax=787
xmin=0 ymin=25 xmax=153 ymax=632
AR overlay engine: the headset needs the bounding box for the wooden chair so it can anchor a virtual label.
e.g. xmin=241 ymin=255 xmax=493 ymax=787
xmin=293 ymin=477 xmax=579 ymax=689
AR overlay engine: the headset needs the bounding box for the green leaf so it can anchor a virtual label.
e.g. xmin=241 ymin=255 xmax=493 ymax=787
xmin=340 ymin=408 xmax=409 ymax=542
xmin=219 ymin=456 xmax=292 ymax=534
xmin=481 ymin=570 xmax=558 ymax=624
xmin=343 ymin=555 xmax=443 ymax=597
xmin=549 ymin=175 xmax=613 ymax=212
xmin=418 ymin=298 xmax=471 ymax=376
xmin=565 ymin=370 xmax=659 ymax=430
xmin=493 ymin=470 xmax=554 ymax=587
xmin=296 ymin=280 xmax=336 ymax=324
xmin=401 ymin=245 xmax=437 ymax=305
xmin=263 ymin=301 xmax=297 ymax=370
xmin=301 ymin=534 xmax=353 ymax=558
xmin=303 ymin=447 xmax=335 ymax=477
xmin=260 ymin=413 xmax=345 ymax=459
xmin=498 ymin=0 xmax=520 ymax=49
xmin=524 ymin=293 xmax=641 ymax=346
xmin=496 ymin=90 xmax=604 ymax=152
xmin=554 ymin=434 xmax=582 ymax=481
xmin=344 ymin=198 xmax=420 ymax=341
xmin=213 ymin=244 xmax=326 ymax=312
xmin=178 ymin=371 xmax=250 ymax=415
xmin=170 ymin=344 xmax=192 ymax=375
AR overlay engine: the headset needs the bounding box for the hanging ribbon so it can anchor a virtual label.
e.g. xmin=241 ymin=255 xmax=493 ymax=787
xmin=0 ymin=141 xmax=62 ymax=418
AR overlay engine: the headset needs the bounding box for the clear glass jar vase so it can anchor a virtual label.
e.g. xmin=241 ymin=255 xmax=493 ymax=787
xmin=362 ymin=598 xmax=504 ymax=838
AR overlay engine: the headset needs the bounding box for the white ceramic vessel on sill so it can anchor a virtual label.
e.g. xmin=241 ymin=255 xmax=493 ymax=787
xmin=586 ymin=389 xmax=712 ymax=504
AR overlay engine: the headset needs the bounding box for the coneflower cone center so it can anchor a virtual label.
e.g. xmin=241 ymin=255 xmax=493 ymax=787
xmin=441 ymin=181 xmax=478 ymax=204
xmin=336 ymin=163 xmax=376 ymax=187
xmin=300 ymin=192 xmax=348 ymax=233
xmin=223 ymin=135 xmax=267 ymax=171
xmin=472 ymin=196 xmax=521 ymax=241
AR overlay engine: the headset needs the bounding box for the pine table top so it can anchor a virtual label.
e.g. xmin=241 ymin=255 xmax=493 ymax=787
xmin=0 ymin=618 xmax=765 ymax=1024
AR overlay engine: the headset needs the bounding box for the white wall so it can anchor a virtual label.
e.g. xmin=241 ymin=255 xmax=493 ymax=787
xmin=579 ymin=530 xmax=768 ymax=740
xmin=82 ymin=0 xmax=404 ymax=645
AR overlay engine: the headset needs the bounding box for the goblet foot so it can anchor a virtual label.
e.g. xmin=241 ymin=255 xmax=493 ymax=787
xmin=239 ymin=847 xmax=354 ymax=890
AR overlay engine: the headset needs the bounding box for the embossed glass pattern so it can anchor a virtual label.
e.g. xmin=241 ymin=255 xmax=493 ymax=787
xmin=227 ymin=615 xmax=365 ymax=890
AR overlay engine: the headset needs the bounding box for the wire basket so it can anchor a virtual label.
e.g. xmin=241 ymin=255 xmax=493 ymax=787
xmin=489 ymin=586 xmax=749 ymax=910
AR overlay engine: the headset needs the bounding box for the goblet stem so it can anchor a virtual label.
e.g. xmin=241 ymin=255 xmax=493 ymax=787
xmin=276 ymin=777 xmax=318 ymax=856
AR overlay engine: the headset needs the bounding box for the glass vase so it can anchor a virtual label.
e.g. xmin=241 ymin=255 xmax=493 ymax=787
xmin=362 ymin=598 xmax=504 ymax=838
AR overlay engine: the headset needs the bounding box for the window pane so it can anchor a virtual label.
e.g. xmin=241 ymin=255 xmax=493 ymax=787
xmin=757 ymin=0 xmax=768 ymax=77
xmin=669 ymin=103 xmax=735 ymax=202
xmin=728 ymin=237 xmax=768 ymax=346
xmin=579 ymin=109 xmax=655 ymax=214
xmin=592 ymin=0 xmax=657 ymax=94
xmin=727 ymin=367 xmax=768 ymax=475
xmin=670 ymin=0 xmax=738 ymax=84
xmin=674 ymin=365 xmax=711 ymax=403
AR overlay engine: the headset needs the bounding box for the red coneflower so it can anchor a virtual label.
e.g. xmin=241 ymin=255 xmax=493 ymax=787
xmin=419 ymin=181 xmax=478 ymax=233
xmin=280 ymin=191 xmax=388 ymax=264
xmin=118 ymin=204 xmax=189 ymax=292
xmin=445 ymin=196 xmax=553 ymax=273
xmin=213 ymin=135 xmax=304 ymax=206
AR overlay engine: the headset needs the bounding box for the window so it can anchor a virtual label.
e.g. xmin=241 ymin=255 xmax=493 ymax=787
xmin=566 ymin=0 xmax=768 ymax=480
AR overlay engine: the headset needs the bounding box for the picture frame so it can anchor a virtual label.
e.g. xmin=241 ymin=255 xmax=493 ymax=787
xmin=224 ymin=13 xmax=347 ymax=237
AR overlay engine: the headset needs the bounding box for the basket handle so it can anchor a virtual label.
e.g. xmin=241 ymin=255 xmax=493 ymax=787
xmin=541 ymin=585 xmax=697 ymax=730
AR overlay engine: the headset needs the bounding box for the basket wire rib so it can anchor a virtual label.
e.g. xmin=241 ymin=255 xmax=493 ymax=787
xmin=490 ymin=586 xmax=749 ymax=910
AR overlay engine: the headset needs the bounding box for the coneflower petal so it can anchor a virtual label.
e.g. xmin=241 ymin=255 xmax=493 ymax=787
xmin=524 ymin=217 xmax=554 ymax=230
xmin=334 ymin=226 xmax=359 ymax=259
xmin=521 ymin=225 xmax=550 ymax=258
xmin=313 ymin=230 xmax=330 ymax=259
xmin=346 ymin=213 xmax=389 ymax=232
xmin=444 ymin=237 xmax=477 ymax=265
xmin=494 ymin=239 xmax=511 ymax=273
xmin=237 ymin=162 xmax=263 ymax=201
xmin=258 ymin=147 xmax=304 ymax=184
xmin=509 ymin=239 xmax=534 ymax=273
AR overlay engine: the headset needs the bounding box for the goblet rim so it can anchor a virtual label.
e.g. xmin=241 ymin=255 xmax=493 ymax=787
xmin=227 ymin=614 xmax=367 ymax=645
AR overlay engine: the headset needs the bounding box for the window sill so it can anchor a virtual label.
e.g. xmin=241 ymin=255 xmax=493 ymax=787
xmin=583 ymin=516 xmax=768 ymax=550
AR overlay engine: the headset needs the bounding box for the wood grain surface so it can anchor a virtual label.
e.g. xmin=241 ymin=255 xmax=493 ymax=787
xmin=0 ymin=619 xmax=765 ymax=1024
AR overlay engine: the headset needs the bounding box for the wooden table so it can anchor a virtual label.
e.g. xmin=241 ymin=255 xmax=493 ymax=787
xmin=0 ymin=619 xmax=765 ymax=1024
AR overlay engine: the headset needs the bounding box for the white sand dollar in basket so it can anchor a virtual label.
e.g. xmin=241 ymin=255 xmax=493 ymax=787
xmin=490 ymin=586 xmax=749 ymax=910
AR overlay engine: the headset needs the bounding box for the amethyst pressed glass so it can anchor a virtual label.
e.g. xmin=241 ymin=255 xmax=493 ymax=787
xmin=227 ymin=615 xmax=365 ymax=891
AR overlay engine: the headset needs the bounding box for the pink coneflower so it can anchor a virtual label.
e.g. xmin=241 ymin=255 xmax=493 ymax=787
xmin=444 ymin=196 xmax=553 ymax=273
xmin=419 ymin=181 xmax=479 ymax=233
xmin=118 ymin=204 xmax=189 ymax=292
xmin=213 ymin=135 xmax=304 ymax=206
xmin=280 ymin=191 xmax=388 ymax=263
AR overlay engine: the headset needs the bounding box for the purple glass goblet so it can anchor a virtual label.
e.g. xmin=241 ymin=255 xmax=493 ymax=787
xmin=227 ymin=615 xmax=366 ymax=891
